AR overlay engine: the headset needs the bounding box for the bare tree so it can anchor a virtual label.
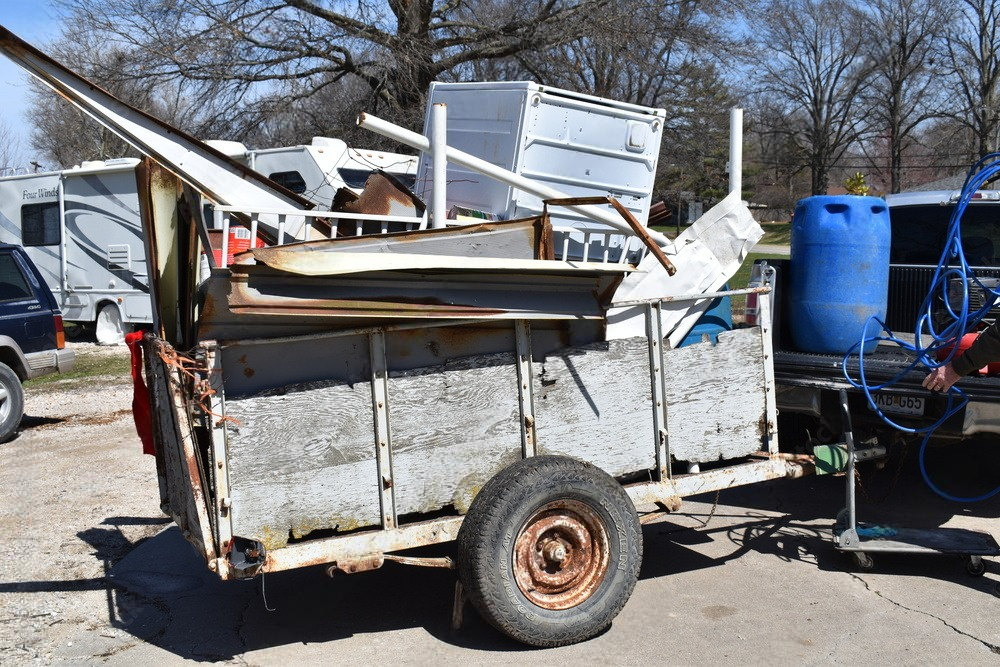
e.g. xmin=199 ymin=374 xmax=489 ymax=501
xmin=49 ymin=0 xmax=619 ymax=142
xmin=859 ymin=0 xmax=947 ymax=193
xmin=744 ymin=93 xmax=812 ymax=214
xmin=754 ymin=0 xmax=873 ymax=195
xmin=942 ymin=0 xmax=1000 ymax=162
xmin=0 ymin=118 xmax=24 ymax=174
xmin=27 ymin=21 xmax=218 ymax=167
xmin=506 ymin=0 xmax=743 ymax=202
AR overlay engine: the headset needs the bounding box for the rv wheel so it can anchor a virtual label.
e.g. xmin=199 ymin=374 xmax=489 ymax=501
xmin=95 ymin=304 xmax=128 ymax=345
xmin=0 ymin=362 xmax=24 ymax=443
xmin=457 ymin=455 xmax=641 ymax=647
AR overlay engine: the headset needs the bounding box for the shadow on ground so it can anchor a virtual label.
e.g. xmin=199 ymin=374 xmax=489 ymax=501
xmin=8 ymin=444 xmax=999 ymax=660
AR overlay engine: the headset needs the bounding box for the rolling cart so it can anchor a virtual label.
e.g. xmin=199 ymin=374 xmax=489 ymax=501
xmin=832 ymin=389 xmax=1000 ymax=574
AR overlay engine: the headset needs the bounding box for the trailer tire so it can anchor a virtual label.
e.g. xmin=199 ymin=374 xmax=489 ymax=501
xmin=0 ymin=362 xmax=24 ymax=443
xmin=95 ymin=303 xmax=128 ymax=346
xmin=457 ymin=455 xmax=641 ymax=647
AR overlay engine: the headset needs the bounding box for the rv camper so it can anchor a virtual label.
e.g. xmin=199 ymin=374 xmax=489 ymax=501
xmin=0 ymin=158 xmax=150 ymax=344
xmin=206 ymin=136 xmax=419 ymax=210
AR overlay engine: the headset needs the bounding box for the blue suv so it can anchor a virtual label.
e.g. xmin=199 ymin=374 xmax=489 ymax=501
xmin=0 ymin=244 xmax=74 ymax=442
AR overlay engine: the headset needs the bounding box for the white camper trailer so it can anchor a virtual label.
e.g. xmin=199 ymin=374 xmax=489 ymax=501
xmin=207 ymin=136 xmax=419 ymax=210
xmin=0 ymin=158 xmax=149 ymax=344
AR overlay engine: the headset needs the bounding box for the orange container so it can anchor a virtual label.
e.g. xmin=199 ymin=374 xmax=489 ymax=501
xmin=210 ymin=226 xmax=265 ymax=266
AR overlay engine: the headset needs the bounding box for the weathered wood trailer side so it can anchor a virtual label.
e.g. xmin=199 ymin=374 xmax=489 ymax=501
xmin=144 ymin=284 xmax=807 ymax=595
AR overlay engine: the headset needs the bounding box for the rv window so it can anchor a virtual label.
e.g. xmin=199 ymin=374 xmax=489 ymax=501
xmin=0 ymin=254 xmax=32 ymax=302
xmin=338 ymin=168 xmax=374 ymax=189
xmin=267 ymin=171 xmax=307 ymax=194
xmin=21 ymin=202 xmax=60 ymax=246
xmin=338 ymin=168 xmax=416 ymax=191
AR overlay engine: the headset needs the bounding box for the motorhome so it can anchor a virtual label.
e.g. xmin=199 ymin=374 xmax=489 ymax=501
xmin=206 ymin=136 xmax=419 ymax=210
xmin=0 ymin=158 xmax=150 ymax=344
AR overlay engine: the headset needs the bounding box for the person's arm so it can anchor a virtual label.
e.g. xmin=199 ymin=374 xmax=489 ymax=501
xmin=924 ymin=323 xmax=1000 ymax=391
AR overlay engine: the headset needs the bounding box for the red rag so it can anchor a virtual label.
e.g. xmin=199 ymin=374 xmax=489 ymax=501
xmin=125 ymin=331 xmax=155 ymax=455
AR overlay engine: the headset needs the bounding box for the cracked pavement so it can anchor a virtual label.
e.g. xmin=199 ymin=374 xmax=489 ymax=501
xmin=2 ymin=349 xmax=1000 ymax=664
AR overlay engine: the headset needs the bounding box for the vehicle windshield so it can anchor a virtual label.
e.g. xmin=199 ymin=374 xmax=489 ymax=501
xmin=890 ymin=203 xmax=1000 ymax=266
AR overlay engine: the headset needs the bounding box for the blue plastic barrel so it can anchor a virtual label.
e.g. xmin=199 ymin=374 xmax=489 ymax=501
xmin=679 ymin=285 xmax=732 ymax=347
xmin=789 ymin=195 xmax=890 ymax=354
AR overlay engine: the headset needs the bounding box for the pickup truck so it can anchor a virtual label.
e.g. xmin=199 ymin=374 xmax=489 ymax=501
xmin=749 ymin=190 xmax=1000 ymax=450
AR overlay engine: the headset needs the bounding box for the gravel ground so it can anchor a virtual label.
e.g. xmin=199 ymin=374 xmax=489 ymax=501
xmin=0 ymin=341 xmax=166 ymax=664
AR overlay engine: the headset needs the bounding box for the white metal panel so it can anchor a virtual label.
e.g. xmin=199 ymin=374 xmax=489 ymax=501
xmin=417 ymin=81 xmax=665 ymax=243
xmin=416 ymin=85 xmax=527 ymax=215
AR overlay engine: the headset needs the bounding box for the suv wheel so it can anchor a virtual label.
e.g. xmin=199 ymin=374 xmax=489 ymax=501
xmin=0 ymin=362 xmax=25 ymax=443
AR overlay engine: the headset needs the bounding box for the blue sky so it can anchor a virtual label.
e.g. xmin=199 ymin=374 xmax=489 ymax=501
xmin=0 ymin=1 xmax=60 ymax=168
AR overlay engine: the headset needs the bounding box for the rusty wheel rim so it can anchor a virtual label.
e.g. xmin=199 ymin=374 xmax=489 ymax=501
xmin=512 ymin=499 xmax=610 ymax=610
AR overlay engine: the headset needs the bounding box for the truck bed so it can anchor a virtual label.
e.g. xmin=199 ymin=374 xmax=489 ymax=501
xmin=763 ymin=258 xmax=1000 ymax=439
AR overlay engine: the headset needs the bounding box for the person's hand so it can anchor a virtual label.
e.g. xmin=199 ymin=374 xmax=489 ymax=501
xmin=923 ymin=363 xmax=961 ymax=392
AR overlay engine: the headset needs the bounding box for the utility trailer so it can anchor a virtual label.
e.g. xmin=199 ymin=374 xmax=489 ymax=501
xmin=134 ymin=182 xmax=811 ymax=648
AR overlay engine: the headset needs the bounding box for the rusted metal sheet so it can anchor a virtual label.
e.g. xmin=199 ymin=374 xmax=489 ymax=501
xmin=242 ymin=215 xmax=555 ymax=264
xmin=245 ymin=250 xmax=623 ymax=276
xmin=196 ymin=263 xmax=624 ymax=340
xmin=334 ymin=171 xmax=425 ymax=236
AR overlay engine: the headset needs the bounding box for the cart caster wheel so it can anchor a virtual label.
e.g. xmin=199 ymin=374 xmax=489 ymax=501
xmin=966 ymin=556 xmax=987 ymax=577
xmin=853 ymin=552 xmax=875 ymax=572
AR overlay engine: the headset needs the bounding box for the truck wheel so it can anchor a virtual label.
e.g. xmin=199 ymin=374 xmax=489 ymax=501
xmin=0 ymin=362 xmax=24 ymax=443
xmin=95 ymin=303 xmax=128 ymax=346
xmin=457 ymin=455 xmax=642 ymax=647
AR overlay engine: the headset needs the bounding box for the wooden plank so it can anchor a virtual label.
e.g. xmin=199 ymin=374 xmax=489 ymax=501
xmin=224 ymin=378 xmax=381 ymax=550
xmin=390 ymin=352 xmax=522 ymax=516
xmin=144 ymin=338 xmax=216 ymax=560
xmin=532 ymin=338 xmax=657 ymax=477
xmin=663 ymin=328 xmax=766 ymax=463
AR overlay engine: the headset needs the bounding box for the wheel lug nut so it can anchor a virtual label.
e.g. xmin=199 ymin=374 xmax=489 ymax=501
xmin=544 ymin=541 xmax=567 ymax=563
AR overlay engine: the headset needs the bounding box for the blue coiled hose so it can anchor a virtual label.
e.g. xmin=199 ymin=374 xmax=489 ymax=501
xmin=842 ymin=153 xmax=1000 ymax=502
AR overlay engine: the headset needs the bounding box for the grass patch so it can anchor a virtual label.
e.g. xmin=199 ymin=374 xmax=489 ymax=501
xmin=759 ymin=223 xmax=791 ymax=245
xmin=652 ymin=221 xmax=791 ymax=246
xmin=26 ymin=348 xmax=131 ymax=387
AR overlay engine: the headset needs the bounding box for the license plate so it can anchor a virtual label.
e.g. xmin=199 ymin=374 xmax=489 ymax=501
xmin=871 ymin=393 xmax=925 ymax=416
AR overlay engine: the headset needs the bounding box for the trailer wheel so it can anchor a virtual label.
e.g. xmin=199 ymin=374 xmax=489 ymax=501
xmin=457 ymin=455 xmax=641 ymax=647
xmin=0 ymin=362 xmax=24 ymax=443
xmin=95 ymin=303 xmax=128 ymax=346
